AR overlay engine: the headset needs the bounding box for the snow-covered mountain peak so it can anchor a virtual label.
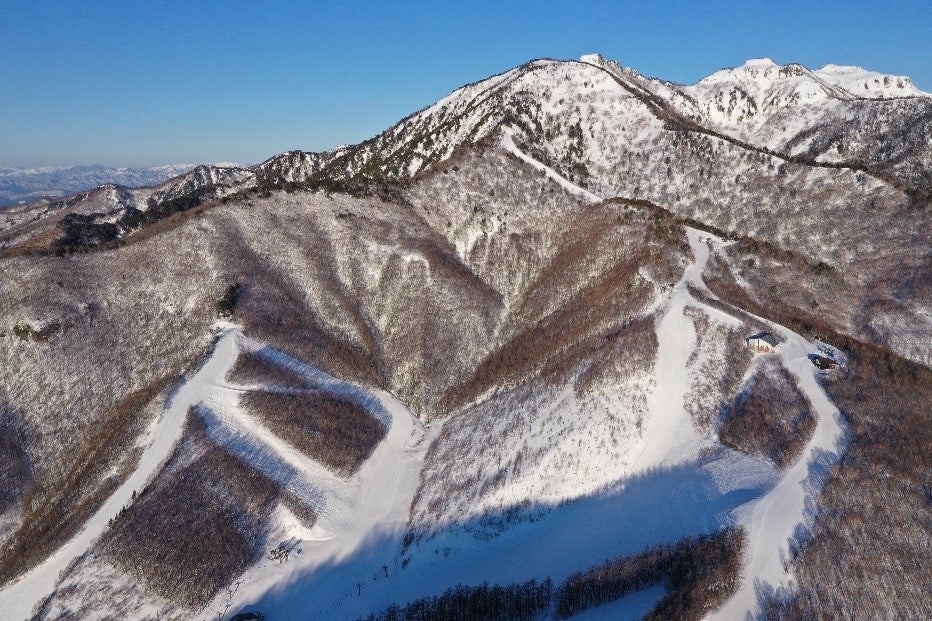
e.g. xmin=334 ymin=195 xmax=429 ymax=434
xmin=742 ymin=57 xmax=779 ymax=68
xmin=579 ymin=53 xmax=606 ymax=64
xmin=682 ymin=59 xmax=833 ymax=136
xmin=812 ymin=63 xmax=929 ymax=98
xmin=696 ymin=58 xmax=806 ymax=87
xmin=696 ymin=58 xmax=928 ymax=100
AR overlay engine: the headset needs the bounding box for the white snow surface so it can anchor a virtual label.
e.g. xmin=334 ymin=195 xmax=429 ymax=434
xmin=202 ymin=340 xmax=428 ymax=620
xmin=0 ymin=324 xmax=243 ymax=620
xmin=1 ymin=230 xmax=848 ymax=621
xmin=692 ymin=233 xmax=849 ymax=621
xmin=208 ymin=230 xmax=846 ymax=620
xmin=672 ymin=57 xmax=931 ymax=150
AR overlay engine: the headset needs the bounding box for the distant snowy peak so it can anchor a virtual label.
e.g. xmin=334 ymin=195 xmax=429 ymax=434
xmin=578 ymin=53 xmax=606 ymax=65
xmin=693 ymin=57 xmax=928 ymax=102
xmin=671 ymin=57 xmax=930 ymax=146
xmin=4 ymin=53 xmax=928 ymax=247
xmin=149 ymin=163 xmax=255 ymax=203
xmin=813 ymin=63 xmax=928 ymax=98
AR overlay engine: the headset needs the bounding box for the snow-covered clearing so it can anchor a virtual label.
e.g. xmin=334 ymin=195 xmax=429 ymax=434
xmin=217 ymin=229 xmax=846 ymax=620
xmin=0 ymin=324 xmax=243 ymax=620
xmin=203 ymin=342 xmax=428 ymax=621
xmin=607 ymin=228 xmax=847 ymax=620
xmin=632 ymin=231 xmax=743 ymax=473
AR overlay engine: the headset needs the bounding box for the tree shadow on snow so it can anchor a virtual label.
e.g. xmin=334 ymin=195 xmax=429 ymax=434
xmin=228 ymin=460 xmax=773 ymax=620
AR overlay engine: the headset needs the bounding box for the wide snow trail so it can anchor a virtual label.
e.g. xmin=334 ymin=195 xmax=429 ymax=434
xmin=204 ymin=342 xmax=427 ymax=621
xmin=0 ymin=326 xmax=242 ymax=621
xmin=686 ymin=232 xmax=848 ymax=621
xmin=632 ymin=229 xmax=741 ymax=473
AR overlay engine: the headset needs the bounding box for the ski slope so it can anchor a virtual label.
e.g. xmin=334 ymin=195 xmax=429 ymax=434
xmin=213 ymin=234 xmax=846 ymax=620
xmin=501 ymin=127 xmax=601 ymax=203
xmin=203 ymin=341 xmax=428 ymax=620
xmin=693 ymin=234 xmax=849 ymax=621
xmin=0 ymin=325 xmax=242 ymax=620
xmin=617 ymin=229 xmax=847 ymax=620
xmin=0 ymin=223 xmax=847 ymax=621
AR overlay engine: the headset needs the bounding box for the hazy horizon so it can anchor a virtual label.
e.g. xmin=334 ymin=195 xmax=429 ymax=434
xmin=2 ymin=0 xmax=929 ymax=168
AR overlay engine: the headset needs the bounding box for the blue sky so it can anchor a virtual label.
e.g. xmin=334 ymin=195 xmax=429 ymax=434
xmin=1 ymin=1 xmax=929 ymax=167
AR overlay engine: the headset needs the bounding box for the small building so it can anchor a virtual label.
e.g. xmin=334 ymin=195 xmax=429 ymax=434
xmin=810 ymin=355 xmax=837 ymax=370
xmin=746 ymin=332 xmax=778 ymax=353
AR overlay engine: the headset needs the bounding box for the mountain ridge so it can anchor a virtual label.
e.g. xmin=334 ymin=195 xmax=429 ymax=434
xmin=0 ymin=164 xmax=197 ymax=208
xmin=2 ymin=55 xmax=927 ymax=222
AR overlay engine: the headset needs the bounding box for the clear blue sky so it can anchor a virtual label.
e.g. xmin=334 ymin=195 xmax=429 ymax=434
xmin=1 ymin=1 xmax=929 ymax=168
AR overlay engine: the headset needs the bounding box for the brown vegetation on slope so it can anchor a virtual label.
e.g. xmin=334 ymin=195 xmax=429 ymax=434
xmin=0 ymin=376 xmax=173 ymax=587
xmin=438 ymin=199 xmax=686 ymax=414
xmin=361 ymin=579 xmax=554 ymax=621
xmin=718 ymin=361 xmax=816 ymax=468
xmin=762 ymin=345 xmax=932 ymax=620
xmin=240 ymin=390 xmax=385 ymax=476
xmin=214 ymin=222 xmax=387 ymax=391
xmin=445 ymin=247 xmax=654 ymax=410
xmin=683 ymin=306 xmax=756 ymax=431
xmin=101 ymin=415 xmax=282 ymax=610
xmin=703 ymin=249 xmax=932 ymax=619
xmin=0 ymin=400 xmax=31 ymax=517
xmin=575 ymin=316 xmax=658 ymax=393
xmin=556 ymin=527 xmax=745 ymax=620
xmin=226 ymin=350 xmax=313 ymax=388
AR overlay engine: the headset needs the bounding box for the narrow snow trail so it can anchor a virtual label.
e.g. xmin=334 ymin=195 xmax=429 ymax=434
xmin=500 ymin=127 xmax=602 ymax=203
xmin=0 ymin=326 xmax=242 ymax=621
xmin=204 ymin=342 xmax=427 ymax=621
xmin=682 ymin=232 xmax=848 ymax=621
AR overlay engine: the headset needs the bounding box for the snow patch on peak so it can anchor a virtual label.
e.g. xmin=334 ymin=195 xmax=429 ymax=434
xmin=742 ymin=58 xmax=779 ymax=68
xmin=579 ymin=53 xmax=606 ymax=65
xmin=813 ymin=64 xmax=929 ymax=98
xmin=698 ymin=59 xmax=790 ymax=86
xmin=817 ymin=63 xmax=864 ymax=74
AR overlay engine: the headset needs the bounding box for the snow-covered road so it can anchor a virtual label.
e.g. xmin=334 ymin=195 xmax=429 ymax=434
xmin=501 ymin=127 xmax=602 ymax=203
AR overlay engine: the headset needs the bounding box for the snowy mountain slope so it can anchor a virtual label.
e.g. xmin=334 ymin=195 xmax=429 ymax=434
xmin=0 ymin=325 xmax=243 ymax=617
xmin=0 ymin=53 xmax=928 ymax=620
xmin=677 ymin=58 xmax=929 ymax=144
xmin=21 ymin=223 xmax=848 ymax=621
xmin=0 ymin=152 xmax=677 ymax=600
xmin=4 ymin=55 xmax=927 ymax=269
xmin=5 ymin=318 xmax=423 ymax=620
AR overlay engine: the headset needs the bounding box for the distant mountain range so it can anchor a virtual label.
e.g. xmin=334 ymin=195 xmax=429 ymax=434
xmin=0 ymin=164 xmax=197 ymax=207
